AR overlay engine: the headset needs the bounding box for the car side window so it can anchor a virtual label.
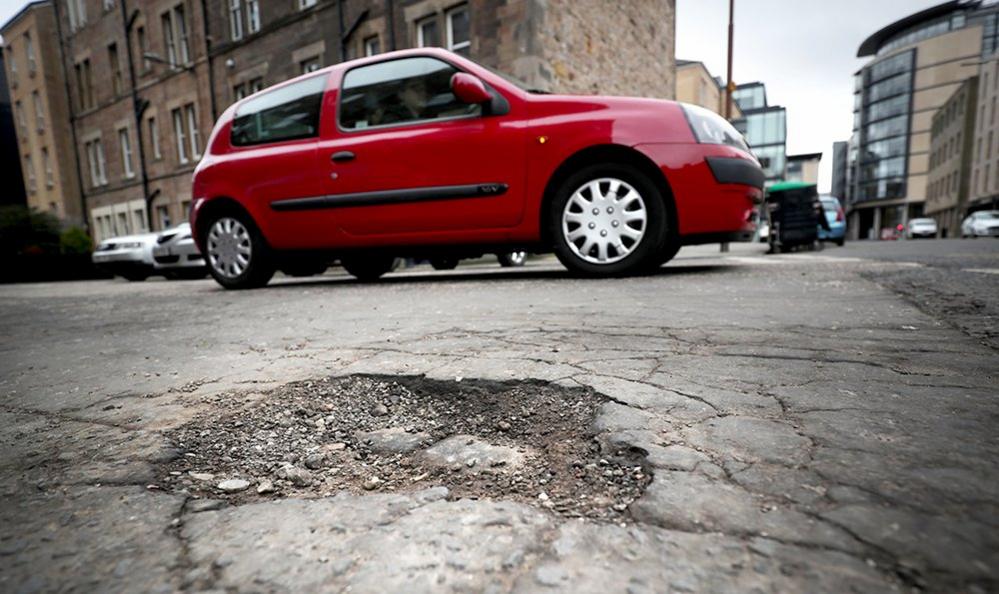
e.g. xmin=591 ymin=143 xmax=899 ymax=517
xmin=231 ymin=74 xmax=327 ymax=146
xmin=339 ymin=57 xmax=480 ymax=130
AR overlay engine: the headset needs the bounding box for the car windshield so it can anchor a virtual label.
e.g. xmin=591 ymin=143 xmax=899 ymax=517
xmin=982 ymin=211 xmax=999 ymax=219
xmin=911 ymin=219 xmax=934 ymax=225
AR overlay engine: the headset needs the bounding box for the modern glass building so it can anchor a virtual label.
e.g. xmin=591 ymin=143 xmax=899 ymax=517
xmin=848 ymin=0 xmax=992 ymax=239
xmin=732 ymin=82 xmax=787 ymax=183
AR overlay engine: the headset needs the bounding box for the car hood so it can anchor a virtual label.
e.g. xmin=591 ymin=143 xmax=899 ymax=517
xmin=100 ymin=233 xmax=158 ymax=246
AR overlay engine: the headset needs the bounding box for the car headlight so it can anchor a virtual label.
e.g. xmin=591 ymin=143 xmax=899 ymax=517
xmin=681 ymin=103 xmax=751 ymax=154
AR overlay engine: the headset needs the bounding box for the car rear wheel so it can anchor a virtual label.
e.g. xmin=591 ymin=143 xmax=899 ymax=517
xmin=430 ymin=258 xmax=459 ymax=271
xmin=342 ymin=254 xmax=396 ymax=281
xmin=280 ymin=261 xmax=329 ymax=278
xmin=550 ymin=164 xmax=668 ymax=276
xmin=121 ymin=271 xmax=149 ymax=282
xmin=203 ymin=212 xmax=275 ymax=290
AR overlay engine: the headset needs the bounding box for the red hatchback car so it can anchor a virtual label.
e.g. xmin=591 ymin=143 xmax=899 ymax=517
xmin=191 ymin=48 xmax=763 ymax=289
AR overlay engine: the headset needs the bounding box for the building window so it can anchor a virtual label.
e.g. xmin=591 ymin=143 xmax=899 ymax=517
xmin=42 ymin=147 xmax=54 ymax=187
xmin=446 ymin=5 xmax=470 ymax=56
xmin=24 ymin=154 xmax=36 ymax=193
xmin=75 ymin=59 xmax=95 ymax=110
xmin=31 ymin=92 xmax=44 ymax=132
xmin=163 ymin=5 xmax=190 ymax=67
xmin=104 ymin=0 xmax=115 ymax=10
xmin=14 ymin=101 xmax=27 ymax=137
xmin=181 ymin=199 xmax=192 ymax=217
xmin=229 ymin=0 xmax=243 ymax=41
xmin=85 ymin=139 xmax=108 ymax=186
xmin=416 ymin=16 xmax=440 ymax=48
xmin=24 ymin=33 xmax=36 ymax=74
xmin=136 ymin=25 xmax=150 ymax=71
xmin=119 ymin=127 xmax=135 ymax=178
xmin=67 ymin=0 xmax=87 ymax=30
xmin=246 ymin=0 xmax=260 ymax=33
xmin=109 ymin=43 xmax=123 ymax=95
xmin=149 ymin=117 xmax=162 ymax=159
xmin=299 ymin=0 xmax=317 ymax=9
xmin=172 ymin=108 xmax=188 ymax=163
xmin=301 ymin=57 xmax=321 ymax=74
xmin=156 ymin=205 xmax=170 ymax=229
xmin=7 ymin=46 xmax=16 ymax=87
xmin=364 ymin=35 xmax=381 ymax=57
xmin=186 ymin=104 xmax=201 ymax=158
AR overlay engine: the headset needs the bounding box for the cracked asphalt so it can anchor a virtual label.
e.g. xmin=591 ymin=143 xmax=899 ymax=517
xmin=1 ymin=239 xmax=997 ymax=593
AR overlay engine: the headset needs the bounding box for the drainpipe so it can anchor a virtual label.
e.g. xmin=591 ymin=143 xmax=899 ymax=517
xmin=199 ymin=0 xmax=218 ymax=122
xmin=386 ymin=0 xmax=396 ymax=51
xmin=119 ymin=0 xmax=153 ymax=232
xmin=338 ymin=0 xmax=346 ymax=62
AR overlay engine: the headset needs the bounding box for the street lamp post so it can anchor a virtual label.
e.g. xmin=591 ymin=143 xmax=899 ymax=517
xmin=722 ymin=0 xmax=735 ymax=253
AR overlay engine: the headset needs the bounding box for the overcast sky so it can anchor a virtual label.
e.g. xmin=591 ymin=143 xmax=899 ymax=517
xmin=1 ymin=0 xmax=946 ymax=191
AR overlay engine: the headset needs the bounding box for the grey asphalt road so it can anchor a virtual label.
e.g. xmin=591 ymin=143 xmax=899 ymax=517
xmin=1 ymin=239 xmax=997 ymax=593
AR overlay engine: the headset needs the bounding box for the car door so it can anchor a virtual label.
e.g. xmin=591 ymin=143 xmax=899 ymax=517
xmin=311 ymin=56 xmax=526 ymax=238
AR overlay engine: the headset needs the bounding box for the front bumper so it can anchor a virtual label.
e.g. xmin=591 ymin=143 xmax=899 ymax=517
xmin=92 ymin=249 xmax=149 ymax=265
xmin=153 ymin=239 xmax=205 ymax=269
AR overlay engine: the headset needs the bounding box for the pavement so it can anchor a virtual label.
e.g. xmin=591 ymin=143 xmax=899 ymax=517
xmin=1 ymin=238 xmax=997 ymax=593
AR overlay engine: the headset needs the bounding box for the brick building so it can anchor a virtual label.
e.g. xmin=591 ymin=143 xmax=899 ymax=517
xmin=1 ymin=1 xmax=82 ymax=223
xmin=925 ymin=76 xmax=977 ymax=237
xmin=970 ymin=53 xmax=999 ymax=212
xmin=5 ymin=0 xmax=675 ymax=241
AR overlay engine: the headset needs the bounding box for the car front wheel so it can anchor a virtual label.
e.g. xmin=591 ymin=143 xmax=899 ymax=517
xmin=203 ymin=212 xmax=275 ymax=290
xmin=550 ymin=164 xmax=668 ymax=276
xmin=342 ymin=254 xmax=396 ymax=281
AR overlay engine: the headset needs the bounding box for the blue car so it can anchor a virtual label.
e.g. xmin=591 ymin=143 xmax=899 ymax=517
xmin=818 ymin=196 xmax=846 ymax=246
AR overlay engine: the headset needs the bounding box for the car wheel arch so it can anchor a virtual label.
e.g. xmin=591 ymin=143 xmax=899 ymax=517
xmin=195 ymin=197 xmax=259 ymax=247
xmin=539 ymin=144 xmax=678 ymax=247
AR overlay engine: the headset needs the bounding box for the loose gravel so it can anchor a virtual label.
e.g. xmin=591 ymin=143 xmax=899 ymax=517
xmin=159 ymin=375 xmax=651 ymax=521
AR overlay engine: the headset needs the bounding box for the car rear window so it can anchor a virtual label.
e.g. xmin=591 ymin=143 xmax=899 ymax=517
xmin=231 ymin=74 xmax=327 ymax=146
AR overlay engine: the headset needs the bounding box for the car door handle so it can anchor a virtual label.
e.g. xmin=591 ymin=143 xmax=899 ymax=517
xmin=331 ymin=151 xmax=355 ymax=163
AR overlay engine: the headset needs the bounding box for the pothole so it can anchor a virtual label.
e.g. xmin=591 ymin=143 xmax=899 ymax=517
xmin=159 ymin=374 xmax=651 ymax=520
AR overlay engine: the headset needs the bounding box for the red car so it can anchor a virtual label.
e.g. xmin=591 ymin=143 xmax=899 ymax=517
xmin=192 ymin=48 xmax=762 ymax=289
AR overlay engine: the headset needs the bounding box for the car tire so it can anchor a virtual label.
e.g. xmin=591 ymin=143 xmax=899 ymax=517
xmin=496 ymin=252 xmax=527 ymax=267
xmin=430 ymin=258 xmax=460 ymax=270
xmin=121 ymin=271 xmax=149 ymax=282
xmin=550 ymin=163 xmax=669 ymax=276
xmin=202 ymin=210 xmax=276 ymax=290
xmin=342 ymin=254 xmax=396 ymax=281
xmin=835 ymin=238 xmax=845 ymax=247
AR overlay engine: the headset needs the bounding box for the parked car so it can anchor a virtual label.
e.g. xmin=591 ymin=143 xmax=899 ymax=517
xmin=152 ymin=223 xmax=208 ymax=279
xmin=818 ymin=196 xmax=846 ymax=246
xmin=191 ymin=48 xmax=763 ymax=290
xmin=961 ymin=211 xmax=999 ymax=238
xmin=907 ymin=218 xmax=938 ymax=239
xmin=91 ymin=233 xmax=158 ymax=281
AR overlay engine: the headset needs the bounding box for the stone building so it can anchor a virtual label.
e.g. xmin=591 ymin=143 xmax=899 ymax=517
xmin=925 ymin=77 xmax=977 ymax=237
xmin=0 ymin=51 xmax=27 ymax=208
xmin=1 ymin=0 xmax=82 ymax=223
xmin=675 ymin=59 xmax=740 ymax=119
xmin=970 ymin=53 xmax=999 ymax=212
xmin=4 ymin=0 xmax=675 ymax=241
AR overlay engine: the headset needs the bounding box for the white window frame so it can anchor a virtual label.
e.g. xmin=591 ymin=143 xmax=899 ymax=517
xmin=229 ymin=0 xmax=243 ymax=41
xmin=25 ymin=33 xmax=36 ymax=73
xmin=175 ymin=5 xmax=191 ymax=64
xmin=103 ymin=0 xmax=116 ymax=11
xmin=148 ymin=117 xmax=162 ymax=159
xmin=416 ymin=16 xmax=438 ymax=48
xmin=246 ymin=0 xmax=260 ymax=33
xmin=67 ymin=0 xmax=87 ymax=30
xmin=25 ymin=154 xmax=36 ymax=193
xmin=185 ymin=104 xmax=201 ymax=159
xmin=249 ymin=77 xmax=263 ymax=94
xmin=301 ymin=57 xmax=320 ymax=74
xmin=118 ymin=127 xmax=135 ymax=178
xmin=173 ymin=107 xmax=188 ymax=164
xmin=299 ymin=0 xmax=317 ymax=9
xmin=15 ymin=101 xmax=27 ymax=136
xmin=7 ymin=46 xmax=17 ymax=86
xmin=445 ymin=6 xmax=470 ymax=54
xmin=42 ymin=147 xmax=54 ymax=187
xmin=96 ymin=139 xmax=108 ymax=185
xmin=163 ymin=11 xmax=178 ymax=66
xmin=32 ymin=91 xmax=44 ymax=131
xmin=364 ymin=35 xmax=380 ymax=57
xmin=156 ymin=204 xmax=170 ymax=230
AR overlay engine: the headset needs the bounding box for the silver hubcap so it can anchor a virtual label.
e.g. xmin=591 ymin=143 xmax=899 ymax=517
xmin=562 ymin=177 xmax=647 ymax=264
xmin=207 ymin=217 xmax=252 ymax=279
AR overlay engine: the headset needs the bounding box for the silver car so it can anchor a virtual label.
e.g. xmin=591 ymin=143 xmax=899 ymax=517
xmin=961 ymin=211 xmax=999 ymax=238
xmin=153 ymin=223 xmax=207 ymax=279
xmin=92 ymin=233 xmax=158 ymax=281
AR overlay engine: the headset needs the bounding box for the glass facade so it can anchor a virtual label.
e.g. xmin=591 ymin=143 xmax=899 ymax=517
xmin=732 ymin=83 xmax=787 ymax=182
xmin=851 ymin=49 xmax=915 ymax=203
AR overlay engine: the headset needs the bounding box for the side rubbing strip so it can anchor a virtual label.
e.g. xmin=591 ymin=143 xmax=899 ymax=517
xmin=271 ymin=183 xmax=509 ymax=211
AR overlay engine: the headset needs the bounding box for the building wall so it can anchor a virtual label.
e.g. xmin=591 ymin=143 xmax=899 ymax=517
xmin=1 ymin=1 xmax=82 ymax=224
xmin=925 ymin=77 xmax=977 ymax=237
xmin=830 ymin=141 xmax=848 ymax=200
xmin=786 ymin=155 xmax=820 ymax=185
xmin=970 ymin=54 xmax=999 ymax=210
xmin=676 ymin=61 xmax=740 ymax=118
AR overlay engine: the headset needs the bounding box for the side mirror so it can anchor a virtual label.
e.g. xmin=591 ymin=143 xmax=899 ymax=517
xmin=451 ymin=72 xmax=492 ymax=104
